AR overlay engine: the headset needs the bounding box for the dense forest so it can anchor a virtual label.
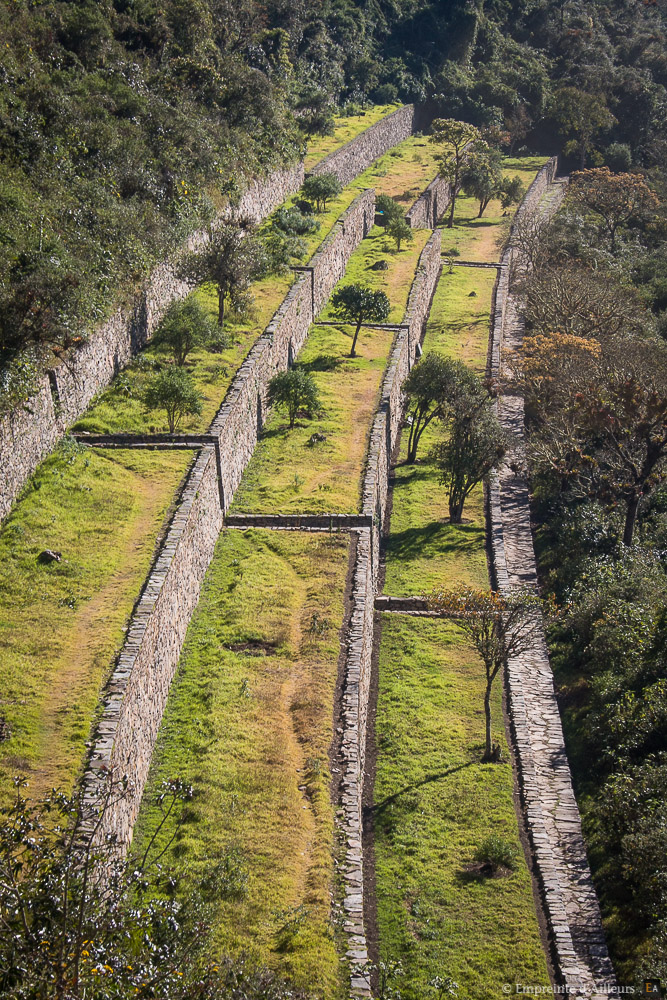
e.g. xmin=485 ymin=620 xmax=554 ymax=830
xmin=1 ymin=0 xmax=667 ymax=405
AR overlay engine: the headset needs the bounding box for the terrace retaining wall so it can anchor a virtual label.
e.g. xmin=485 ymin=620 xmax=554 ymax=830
xmin=80 ymin=190 xmax=375 ymax=848
xmin=406 ymin=174 xmax=451 ymax=229
xmin=0 ymin=161 xmax=304 ymax=523
xmin=339 ymin=230 xmax=442 ymax=996
xmin=487 ymin=160 xmax=616 ymax=998
xmin=310 ymin=105 xmax=416 ymax=186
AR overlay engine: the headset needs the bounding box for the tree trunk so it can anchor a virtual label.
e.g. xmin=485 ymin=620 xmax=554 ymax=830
xmin=350 ymin=321 xmax=362 ymax=357
xmin=449 ymin=496 xmax=464 ymax=523
xmin=447 ymin=191 xmax=456 ymax=228
xmin=483 ymin=681 xmax=492 ymax=761
xmin=623 ymin=492 xmax=640 ymax=546
xmin=218 ymin=287 xmax=225 ymax=327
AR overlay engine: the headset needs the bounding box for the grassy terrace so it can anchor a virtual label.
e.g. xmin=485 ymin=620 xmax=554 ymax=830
xmin=373 ymin=160 xmax=551 ymax=998
xmin=74 ymin=134 xmax=443 ymax=438
xmin=230 ymin=226 xmax=431 ymax=515
xmin=131 ymin=529 xmax=349 ymax=997
xmin=303 ymin=103 xmax=401 ymax=172
xmin=0 ymin=445 xmax=191 ymax=805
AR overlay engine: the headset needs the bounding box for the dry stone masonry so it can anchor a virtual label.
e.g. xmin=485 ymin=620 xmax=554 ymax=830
xmin=338 ymin=230 xmax=443 ymax=996
xmin=310 ymin=105 xmax=417 ymax=186
xmin=0 ymin=162 xmax=304 ymax=524
xmin=405 ymin=174 xmax=451 ymax=229
xmin=0 ymin=104 xmax=439 ymax=525
xmin=488 ymin=160 xmax=617 ymax=998
xmin=80 ymin=190 xmax=375 ymax=849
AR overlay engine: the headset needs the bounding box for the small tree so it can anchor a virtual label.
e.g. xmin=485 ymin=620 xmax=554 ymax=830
xmin=267 ymin=368 xmax=321 ymax=429
xmin=152 ymin=297 xmax=222 ymax=366
xmin=144 ymin=366 xmax=203 ymax=432
xmin=460 ymin=144 xmax=503 ymax=218
xmin=430 ymin=118 xmax=481 ymax=228
xmin=385 ymin=216 xmax=413 ymax=252
xmin=504 ymin=104 xmax=532 ymax=156
xmin=178 ymin=220 xmax=267 ymax=328
xmin=461 ymin=145 xmax=525 ymax=218
xmin=433 ymin=405 xmax=506 ymax=523
xmin=330 ymin=284 xmax=390 ymax=357
xmin=301 ymin=173 xmax=342 ymax=212
xmin=568 ymin=167 xmax=658 ymax=252
xmin=376 ymin=194 xmax=404 ymax=226
xmin=402 ymin=353 xmax=485 ymax=463
xmin=425 ymin=587 xmax=544 ymax=761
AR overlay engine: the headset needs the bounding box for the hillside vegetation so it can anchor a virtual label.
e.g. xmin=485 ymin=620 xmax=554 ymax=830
xmin=2 ymin=0 xmax=666 ymax=403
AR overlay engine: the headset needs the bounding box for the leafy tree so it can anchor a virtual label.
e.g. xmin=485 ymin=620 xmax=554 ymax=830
xmin=0 ymin=776 xmax=299 ymax=1000
xmin=385 ymin=216 xmax=413 ymax=252
xmin=430 ymin=119 xmax=481 ymax=228
xmin=330 ymin=284 xmax=390 ymax=358
xmin=460 ymin=144 xmax=503 ymax=218
xmin=178 ymin=221 xmax=267 ymax=328
xmin=425 ymin=587 xmax=544 ymax=761
xmin=433 ymin=404 xmax=506 ymax=523
xmin=568 ymin=167 xmax=658 ymax=252
xmin=402 ymin=352 xmax=485 ymax=463
xmin=267 ymin=368 xmax=321 ymax=428
xmin=550 ymin=87 xmax=616 ymax=169
xmin=152 ymin=297 xmax=222 ymax=366
xmin=144 ymin=365 xmax=203 ymax=432
xmin=300 ymin=173 xmax=342 ymax=213
xmin=572 ymin=341 xmax=667 ymax=546
xmin=376 ymin=194 xmax=404 ymax=226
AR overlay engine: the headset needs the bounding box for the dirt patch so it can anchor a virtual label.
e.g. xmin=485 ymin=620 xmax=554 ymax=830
xmin=226 ymin=639 xmax=278 ymax=655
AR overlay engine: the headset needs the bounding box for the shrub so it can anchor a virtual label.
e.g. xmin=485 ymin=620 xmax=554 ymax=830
xmin=474 ymin=834 xmax=519 ymax=872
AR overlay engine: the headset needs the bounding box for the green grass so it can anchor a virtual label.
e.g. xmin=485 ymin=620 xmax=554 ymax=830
xmin=74 ymin=135 xmax=447 ymax=438
xmin=131 ymin=529 xmax=350 ymax=998
xmin=0 ymin=442 xmax=191 ymax=805
xmin=439 ymin=156 xmax=547 ymax=262
xmin=303 ymin=104 xmax=402 ymax=172
xmin=373 ymin=158 xmax=550 ymax=997
xmin=73 ymin=279 xmax=293 ymax=435
xmin=373 ymin=614 xmax=551 ymax=1000
xmin=230 ymin=227 xmax=431 ymax=515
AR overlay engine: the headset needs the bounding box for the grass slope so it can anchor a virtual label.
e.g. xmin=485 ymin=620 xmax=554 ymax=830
xmin=230 ymin=227 xmax=430 ymax=515
xmin=0 ymin=444 xmax=191 ymax=804
xmin=373 ymin=160 xmax=550 ymax=998
xmin=131 ymin=529 xmax=349 ymax=998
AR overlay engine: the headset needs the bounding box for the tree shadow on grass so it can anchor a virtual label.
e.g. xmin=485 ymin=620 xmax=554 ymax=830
xmin=369 ymin=762 xmax=475 ymax=817
xmin=385 ymin=520 xmax=484 ymax=564
xmin=298 ymin=353 xmax=346 ymax=373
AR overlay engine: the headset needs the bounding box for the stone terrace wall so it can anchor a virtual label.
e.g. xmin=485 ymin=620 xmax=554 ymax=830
xmin=0 ymin=163 xmax=304 ymax=523
xmin=82 ymin=190 xmax=375 ymax=847
xmin=211 ymin=189 xmax=375 ymax=507
xmin=487 ymin=161 xmax=616 ymax=998
xmin=406 ymin=175 xmax=451 ymax=229
xmin=310 ymin=105 xmax=416 ymax=186
xmin=339 ymin=230 xmax=442 ymax=997
xmin=82 ymin=446 xmax=223 ymax=845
